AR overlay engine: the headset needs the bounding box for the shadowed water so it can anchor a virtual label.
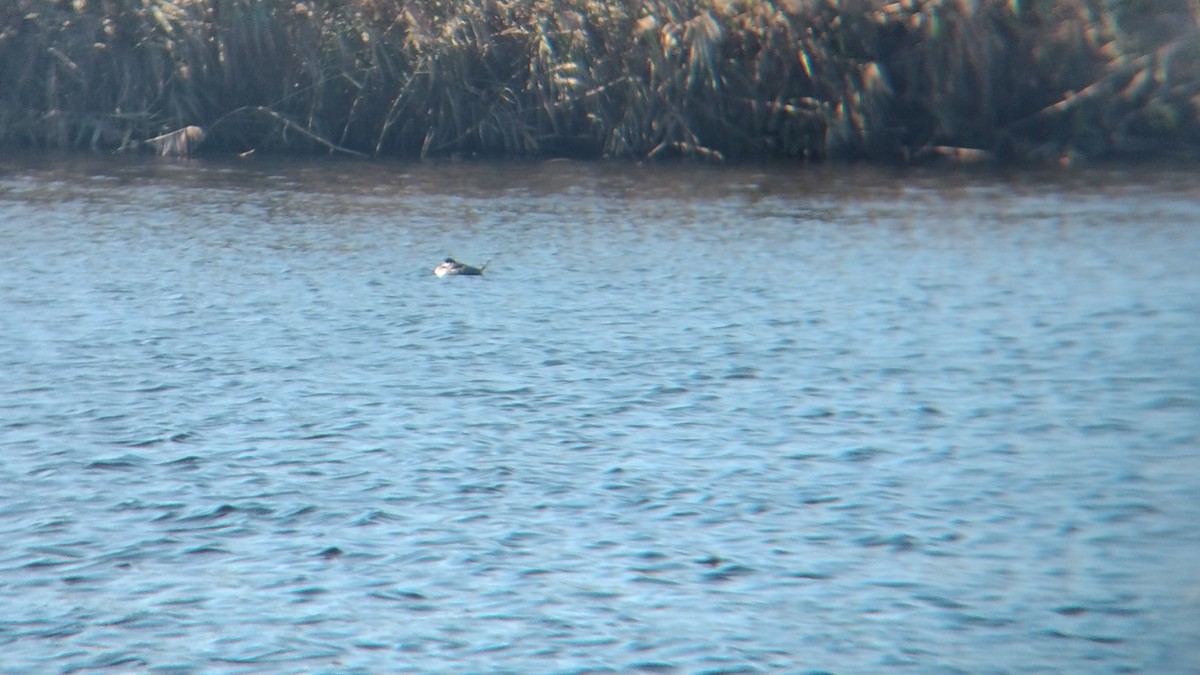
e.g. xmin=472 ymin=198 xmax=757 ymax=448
xmin=1 ymin=156 xmax=1198 ymax=674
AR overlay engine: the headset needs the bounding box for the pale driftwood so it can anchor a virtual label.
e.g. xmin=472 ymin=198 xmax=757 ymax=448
xmin=142 ymin=125 xmax=205 ymax=157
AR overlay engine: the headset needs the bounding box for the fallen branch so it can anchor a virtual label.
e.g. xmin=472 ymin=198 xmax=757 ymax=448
xmin=251 ymin=106 xmax=369 ymax=157
xmin=212 ymin=106 xmax=369 ymax=157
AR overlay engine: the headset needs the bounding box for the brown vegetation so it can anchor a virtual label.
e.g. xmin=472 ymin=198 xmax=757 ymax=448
xmin=2 ymin=0 xmax=1198 ymax=162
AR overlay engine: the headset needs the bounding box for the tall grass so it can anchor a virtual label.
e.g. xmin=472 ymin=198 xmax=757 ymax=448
xmin=2 ymin=0 xmax=1197 ymax=161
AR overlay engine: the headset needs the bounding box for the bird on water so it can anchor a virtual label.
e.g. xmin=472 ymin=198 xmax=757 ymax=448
xmin=434 ymin=257 xmax=488 ymax=277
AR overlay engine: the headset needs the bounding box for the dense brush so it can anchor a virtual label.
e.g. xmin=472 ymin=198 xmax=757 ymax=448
xmin=2 ymin=0 xmax=1197 ymax=162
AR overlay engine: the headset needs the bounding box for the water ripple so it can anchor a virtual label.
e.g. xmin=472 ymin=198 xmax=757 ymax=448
xmin=0 ymin=159 xmax=1198 ymax=672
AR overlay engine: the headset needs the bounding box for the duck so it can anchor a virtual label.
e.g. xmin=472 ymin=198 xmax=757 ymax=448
xmin=434 ymin=257 xmax=488 ymax=277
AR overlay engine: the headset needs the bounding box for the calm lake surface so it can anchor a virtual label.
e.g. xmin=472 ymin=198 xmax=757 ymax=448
xmin=1 ymin=156 xmax=1197 ymax=674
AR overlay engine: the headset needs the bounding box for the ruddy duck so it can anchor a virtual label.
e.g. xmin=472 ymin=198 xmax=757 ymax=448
xmin=434 ymin=257 xmax=488 ymax=277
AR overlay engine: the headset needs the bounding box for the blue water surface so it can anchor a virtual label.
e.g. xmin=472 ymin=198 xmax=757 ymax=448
xmin=1 ymin=157 xmax=1198 ymax=673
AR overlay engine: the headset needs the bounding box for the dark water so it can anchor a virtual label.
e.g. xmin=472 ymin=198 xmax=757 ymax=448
xmin=1 ymin=156 xmax=1198 ymax=674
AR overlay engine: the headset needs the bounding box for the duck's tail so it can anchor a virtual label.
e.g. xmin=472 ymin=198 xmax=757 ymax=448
xmin=480 ymin=258 xmax=491 ymax=272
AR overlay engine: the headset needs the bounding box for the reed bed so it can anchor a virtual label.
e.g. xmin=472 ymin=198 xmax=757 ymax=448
xmin=2 ymin=0 xmax=1198 ymax=162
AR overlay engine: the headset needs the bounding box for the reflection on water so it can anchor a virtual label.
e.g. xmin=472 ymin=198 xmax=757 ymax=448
xmin=1 ymin=156 xmax=1198 ymax=673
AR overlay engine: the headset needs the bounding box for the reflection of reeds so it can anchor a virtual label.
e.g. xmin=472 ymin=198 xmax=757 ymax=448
xmin=1 ymin=0 xmax=1197 ymax=162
